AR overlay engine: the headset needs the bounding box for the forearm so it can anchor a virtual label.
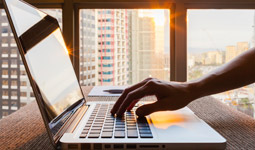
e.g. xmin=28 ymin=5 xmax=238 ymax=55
xmin=189 ymin=48 xmax=255 ymax=100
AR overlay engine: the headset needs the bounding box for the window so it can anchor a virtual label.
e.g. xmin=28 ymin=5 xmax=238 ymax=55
xmin=20 ymin=81 xmax=27 ymax=86
xmin=20 ymin=92 xmax=27 ymax=97
xmin=11 ymin=91 xmax=17 ymax=96
xmin=2 ymin=90 xmax=8 ymax=96
xmin=2 ymin=80 xmax=8 ymax=86
xmin=11 ymin=70 xmax=17 ymax=75
xmin=2 ymin=69 xmax=8 ymax=75
xmin=11 ymin=80 xmax=17 ymax=86
xmin=187 ymin=9 xmax=255 ymax=118
xmin=11 ymin=49 xmax=17 ymax=54
xmin=79 ymin=9 xmax=170 ymax=86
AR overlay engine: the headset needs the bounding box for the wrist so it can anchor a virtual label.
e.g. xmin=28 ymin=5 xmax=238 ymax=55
xmin=185 ymin=81 xmax=203 ymax=102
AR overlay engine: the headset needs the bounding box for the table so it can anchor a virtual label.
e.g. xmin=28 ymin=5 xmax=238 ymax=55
xmin=0 ymin=86 xmax=254 ymax=149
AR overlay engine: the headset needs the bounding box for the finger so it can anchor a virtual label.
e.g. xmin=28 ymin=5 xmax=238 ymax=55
xmin=126 ymin=99 xmax=139 ymax=111
xmin=136 ymin=101 xmax=162 ymax=117
xmin=111 ymin=78 xmax=153 ymax=114
xmin=116 ymin=82 xmax=156 ymax=116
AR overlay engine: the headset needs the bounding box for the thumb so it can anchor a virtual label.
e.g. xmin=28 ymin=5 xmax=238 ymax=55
xmin=136 ymin=102 xmax=161 ymax=117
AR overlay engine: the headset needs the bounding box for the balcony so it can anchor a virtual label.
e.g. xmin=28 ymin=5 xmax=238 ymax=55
xmin=1 ymin=64 xmax=8 ymax=68
xmin=2 ymin=75 xmax=8 ymax=78
xmin=1 ymin=54 xmax=8 ymax=57
xmin=10 ymin=54 xmax=18 ymax=57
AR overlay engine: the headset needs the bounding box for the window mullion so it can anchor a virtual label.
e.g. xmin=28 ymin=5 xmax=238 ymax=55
xmin=174 ymin=3 xmax=187 ymax=82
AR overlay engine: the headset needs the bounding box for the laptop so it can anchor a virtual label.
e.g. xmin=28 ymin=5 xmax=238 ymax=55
xmin=3 ymin=0 xmax=226 ymax=149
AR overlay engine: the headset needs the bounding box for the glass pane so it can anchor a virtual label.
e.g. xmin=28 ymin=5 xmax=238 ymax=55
xmin=187 ymin=9 xmax=255 ymax=119
xmin=0 ymin=9 xmax=62 ymax=119
xmin=79 ymin=9 xmax=170 ymax=86
xmin=25 ymin=28 xmax=83 ymax=118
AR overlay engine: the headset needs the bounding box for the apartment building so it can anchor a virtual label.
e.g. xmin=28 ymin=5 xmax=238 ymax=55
xmin=80 ymin=10 xmax=98 ymax=86
xmin=0 ymin=10 xmax=21 ymax=118
xmin=128 ymin=10 xmax=166 ymax=84
xmin=97 ymin=9 xmax=129 ymax=86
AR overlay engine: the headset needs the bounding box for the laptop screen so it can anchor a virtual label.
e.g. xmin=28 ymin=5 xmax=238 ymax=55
xmin=4 ymin=0 xmax=84 ymax=121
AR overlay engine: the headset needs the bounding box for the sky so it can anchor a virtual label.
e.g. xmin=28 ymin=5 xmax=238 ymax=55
xmin=188 ymin=10 xmax=255 ymax=54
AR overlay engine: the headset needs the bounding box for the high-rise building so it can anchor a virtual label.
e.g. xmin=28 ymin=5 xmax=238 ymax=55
xmin=80 ymin=10 xmax=98 ymax=86
xmin=225 ymin=46 xmax=237 ymax=63
xmin=236 ymin=42 xmax=249 ymax=55
xmin=97 ymin=9 xmax=129 ymax=86
xmin=0 ymin=10 xmax=22 ymax=118
xmin=204 ymin=50 xmax=223 ymax=65
xmin=225 ymin=42 xmax=249 ymax=63
xmin=128 ymin=10 xmax=166 ymax=84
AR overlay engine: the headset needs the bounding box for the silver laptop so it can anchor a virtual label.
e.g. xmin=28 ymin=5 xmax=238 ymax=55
xmin=3 ymin=0 xmax=226 ymax=149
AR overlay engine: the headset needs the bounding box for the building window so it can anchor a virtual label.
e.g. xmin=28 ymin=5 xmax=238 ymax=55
xmin=11 ymin=70 xmax=17 ymax=76
xmin=11 ymin=80 xmax=17 ymax=86
xmin=20 ymin=81 xmax=27 ymax=86
xmin=2 ymin=111 xmax=9 ymax=117
xmin=11 ymin=91 xmax=17 ymax=96
xmin=21 ymin=92 xmax=27 ymax=97
xmin=2 ymin=80 xmax=8 ymax=86
xmin=2 ymin=90 xmax=8 ymax=96
xmin=2 ymin=69 xmax=8 ymax=75
xmin=2 ymin=100 xmax=8 ymax=105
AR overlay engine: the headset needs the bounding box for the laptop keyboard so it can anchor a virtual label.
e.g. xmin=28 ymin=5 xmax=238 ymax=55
xmin=79 ymin=104 xmax=153 ymax=139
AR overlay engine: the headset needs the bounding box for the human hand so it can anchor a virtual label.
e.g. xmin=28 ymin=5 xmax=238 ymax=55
xmin=111 ymin=78 xmax=196 ymax=117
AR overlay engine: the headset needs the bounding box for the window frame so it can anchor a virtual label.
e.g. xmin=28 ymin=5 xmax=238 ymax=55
xmin=1 ymin=0 xmax=255 ymax=82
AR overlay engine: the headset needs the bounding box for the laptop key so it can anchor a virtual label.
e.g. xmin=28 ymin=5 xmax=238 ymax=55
xmin=140 ymin=133 xmax=153 ymax=138
xmin=79 ymin=133 xmax=87 ymax=138
xmin=101 ymin=132 xmax=113 ymax=138
xmin=115 ymin=128 xmax=125 ymax=131
xmin=90 ymin=130 xmax=101 ymax=134
xmin=103 ymin=129 xmax=113 ymax=132
xmin=115 ymin=125 xmax=125 ymax=128
xmin=138 ymin=126 xmax=150 ymax=130
xmin=82 ymin=130 xmax=89 ymax=134
xmin=104 ymin=123 xmax=114 ymax=126
xmin=127 ymin=130 xmax=138 ymax=138
xmin=127 ymin=127 xmax=137 ymax=130
xmin=103 ymin=126 xmax=113 ymax=129
xmin=88 ymin=134 xmax=100 ymax=138
xmin=91 ymin=127 xmax=102 ymax=130
xmin=114 ymin=131 xmax=125 ymax=138
xmin=92 ymin=124 xmax=103 ymax=127
xmin=139 ymin=130 xmax=152 ymax=134
xmin=84 ymin=127 xmax=90 ymax=130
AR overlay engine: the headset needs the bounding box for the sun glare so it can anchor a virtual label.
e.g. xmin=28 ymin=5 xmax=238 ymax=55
xmin=139 ymin=9 xmax=165 ymax=26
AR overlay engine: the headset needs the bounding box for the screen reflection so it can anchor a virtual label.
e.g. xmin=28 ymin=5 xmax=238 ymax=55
xmin=25 ymin=28 xmax=83 ymax=119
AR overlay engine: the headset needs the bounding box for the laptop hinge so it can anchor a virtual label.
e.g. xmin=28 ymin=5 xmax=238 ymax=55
xmin=54 ymin=103 xmax=89 ymax=145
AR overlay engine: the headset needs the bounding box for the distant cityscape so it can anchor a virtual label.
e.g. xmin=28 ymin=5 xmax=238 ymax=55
xmin=188 ymin=41 xmax=255 ymax=118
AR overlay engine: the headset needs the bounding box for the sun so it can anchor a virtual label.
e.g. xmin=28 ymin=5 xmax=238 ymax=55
xmin=139 ymin=9 xmax=165 ymax=26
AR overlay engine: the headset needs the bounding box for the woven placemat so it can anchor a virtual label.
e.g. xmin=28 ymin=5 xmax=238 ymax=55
xmin=0 ymin=87 xmax=254 ymax=150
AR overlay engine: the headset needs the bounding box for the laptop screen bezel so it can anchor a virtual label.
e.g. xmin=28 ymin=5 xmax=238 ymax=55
xmin=2 ymin=0 xmax=87 ymax=147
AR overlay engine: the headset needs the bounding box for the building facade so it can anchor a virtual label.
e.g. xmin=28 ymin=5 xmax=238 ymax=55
xmin=80 ymin=10 xmax=98 ymax=86
xmin=0 ymin=10 xmax=22 ymax=118
xmin=97 ymin=9 xmax=129 ymax=86
xmin=128 ymin=10 xmax=166 ymax=84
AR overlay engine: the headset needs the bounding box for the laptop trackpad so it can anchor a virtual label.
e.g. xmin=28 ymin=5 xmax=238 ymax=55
xmin=149 ymin=108 xmax=220 ymax=142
